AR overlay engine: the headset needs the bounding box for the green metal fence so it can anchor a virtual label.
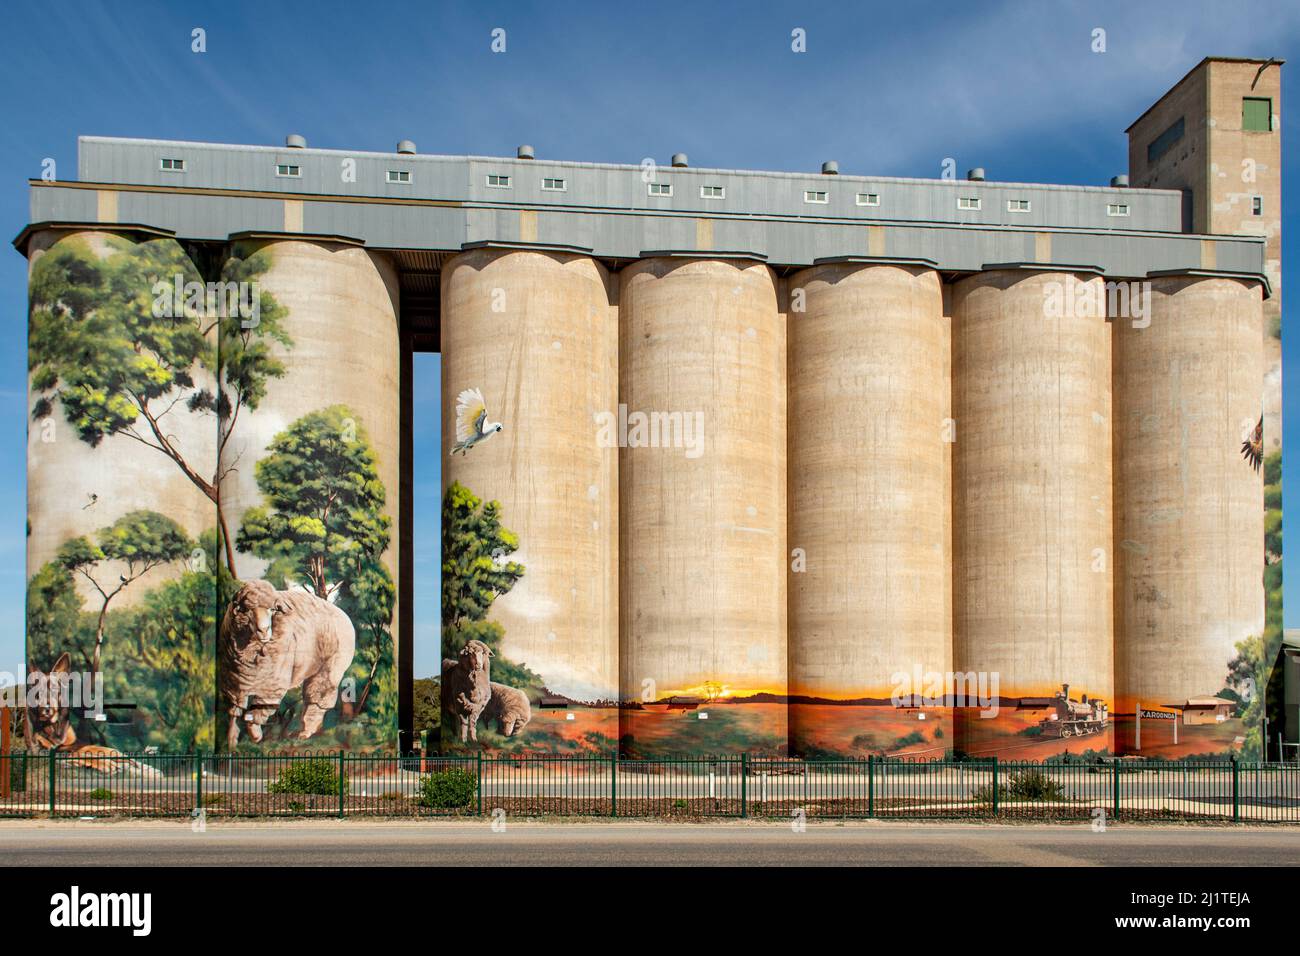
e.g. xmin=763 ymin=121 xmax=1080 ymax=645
xmin=0 ymin=752 xmax=1296 ymax=822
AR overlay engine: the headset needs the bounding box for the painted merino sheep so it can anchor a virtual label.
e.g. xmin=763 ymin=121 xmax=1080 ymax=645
xmin=442 ymin=640 xmax=493 ymax=743
xmin=484 ymin=682 xmax=532 ymax=737
xmin=219 ymin=579 xmax=355 ymax=749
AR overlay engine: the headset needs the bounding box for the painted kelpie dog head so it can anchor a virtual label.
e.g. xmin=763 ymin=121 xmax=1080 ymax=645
xmin=25 ymin=652 xmax=77 ymax=751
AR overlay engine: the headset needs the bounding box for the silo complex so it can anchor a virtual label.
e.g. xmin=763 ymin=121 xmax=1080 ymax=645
xmin=786 ymin=263 xmax=951 ymax=759
xmin=618 ymin=257 xmax=787 ymax=757
xmin=951 ymin=270 xmax=1114 ymax=757
xmin=440 ymin=249 xmax=620 ymax=752
xmin=1112 ymin=276 xmax=1265 ymax=757
xmin=216 ymin=238 xmax=401 ymax=752
xmin=25 ymin=228 xmax=218 ymax=752
xmin=22 ymin=60 xmax=1283 ymax=763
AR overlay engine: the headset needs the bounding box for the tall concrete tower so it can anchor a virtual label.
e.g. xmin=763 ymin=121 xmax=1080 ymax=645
xmin=1126 ymin=57 xmax=1282 ymax=457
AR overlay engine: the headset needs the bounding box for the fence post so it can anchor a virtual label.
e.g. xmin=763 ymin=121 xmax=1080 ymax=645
xmin=0 ymin=706 xmax=8 ymax=800
xmin=868 ymin=754 xmax=875 ymax=818
xmin=337 ymin=751 xmax=346 ymax=819
xmin=1231 ymin=755 xmax=1240 ymax=823
xmin=476 ymin=750 xmax=483 ymax=815
xmin=610 ymin=750 xmax=617 ymax=818
xmin=195 ymin=753 xmax=203 ymax=812
xmin=991 ymin=757 xmax=999 ymax=817
xmin=740 ymin=753 xmax=747 ymax=818
xmin=48 ymin=751 xmax=57 ymax=816
xmin=1112 ymin=759 xmax=1120 ymax=822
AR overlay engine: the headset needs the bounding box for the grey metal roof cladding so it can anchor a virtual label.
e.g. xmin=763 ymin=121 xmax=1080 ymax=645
xmin=77 ymin=136 xmax=1182 ymax=230
xmin=14 ymin=134 xmax=1266 ymax=286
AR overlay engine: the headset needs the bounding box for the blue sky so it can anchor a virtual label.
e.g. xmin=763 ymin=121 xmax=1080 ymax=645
xmin=1 ymin=0 xmax=1298 ymax=678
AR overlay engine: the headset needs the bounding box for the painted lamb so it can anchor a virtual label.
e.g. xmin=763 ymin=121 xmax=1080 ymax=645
xmin=483 ymin=681 xmax=532 ymax=737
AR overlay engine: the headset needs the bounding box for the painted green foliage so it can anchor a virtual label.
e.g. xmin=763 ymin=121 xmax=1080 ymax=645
xmin=1229 ymin=450 xmax=1284 ymax=760
xmin=441 ymin=480 xmax=524 ymax=629
xmin=27 ymin=235 xmax=290 ymax=576
xmin=26 ymin=525 xmax=219 ymax=752
xmin=440 ymin=481 xmax=536 ymax=690
xmin=29 ymin=236 xmax=211 ymax=445
xmin=25 ymin=236 xmax=402 ymax=752
xmin=57 ymin=510 xmax=193 ymax=677
xmin=235 ymin=405 xmax=397 ymax=747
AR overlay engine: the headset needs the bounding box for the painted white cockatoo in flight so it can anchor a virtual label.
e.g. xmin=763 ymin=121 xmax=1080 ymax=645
xmin=451 ymin=387 xmax=503 ymax=456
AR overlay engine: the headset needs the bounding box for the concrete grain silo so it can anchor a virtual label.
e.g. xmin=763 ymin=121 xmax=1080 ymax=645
xmin=618 ymin=256 xmax=787 ymax=756
xmin=216 ymin=237 xmax=400 ymax=751
xmin=440 ymin=249 xmax=619 ymax=751
xmin=786 ymin=263 xmax=951 ymax=759
xmin=1112 ymin=275 xmax=1265 ymax=757
xmin=951 ymin=269 xmax=1114 ymax=757
xmin=25 ymin=227 xmax=217 ymax=751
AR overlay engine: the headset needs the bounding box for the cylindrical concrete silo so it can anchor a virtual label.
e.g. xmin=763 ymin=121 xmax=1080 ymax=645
xmin=1112 ymin=275 xmax=1265 ymax=757
xmin=951 ymin=269 xmax=1114 ymax=757
xmin=26 ymin=227 xmax=217 ymax=751
xmin=217 ymin=237 xmax=400 ymax=752
xmin=440 ymin=249 xmax=619 ymax=752
xmin=619 ymin=256 xmax=787 ymax=757
xmin=786 ymin=263 xmax=951 ymax=759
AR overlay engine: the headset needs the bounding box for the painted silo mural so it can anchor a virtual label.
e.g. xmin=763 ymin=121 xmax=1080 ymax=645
xmin=216 ymin=238 xmax=401 ymax=753
xmin=26 ymin=229 xmax=219 ymax=756
xmin=1111 ymin=276 xmax=1266 ymax=759
xmin=616 ymin=257 xmax=788 ymax=758
xmin=949 ymin=270 xmax=1115 ymax=760
xmin=24 ymin=229 xmax=402 ymax=757
xmin=439 ymin=249 xmax=620 ymax=755
xmin=786 ymin=263 xmax=951 ymax=760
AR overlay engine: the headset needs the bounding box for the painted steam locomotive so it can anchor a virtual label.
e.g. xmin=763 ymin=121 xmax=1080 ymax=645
xmin=1039 ymin=684 xmax=1108 ymax=738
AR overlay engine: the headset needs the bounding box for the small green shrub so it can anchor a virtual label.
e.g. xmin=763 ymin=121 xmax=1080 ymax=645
xmin=88 ymin=787 xmax=113 ymax=801
xmin=1006 ymin=770 xmax=1065 ymax=801
xmin=267 ymin=759 xmax=345 ymax=796
xmin=418 ymin=769 xmax=476 ymax=808
xmin=975 ymin=770 xmax=1066 ymax=803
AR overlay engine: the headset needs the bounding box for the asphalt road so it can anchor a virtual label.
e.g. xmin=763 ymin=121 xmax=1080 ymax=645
xmin=1 ymin=821 xmax=1296 ymax=866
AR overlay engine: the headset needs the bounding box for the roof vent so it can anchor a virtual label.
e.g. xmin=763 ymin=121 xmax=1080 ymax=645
xmin=821 ymin=160 xmax=839 ymax=175
xmin=671 ymin=153 xmax=689 ymax=168
xmin=1110 ymin=174 xmax=1129 ymax=188
xmin=285 ymin=134 xmax=307 ymax=149
xmin=966 ymin=167 xmax=985 ymax=182
xmin=517 ymin=144 xmax=535 ymax=160
xmin=397 ymin=140 xmax=417 ymax=155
